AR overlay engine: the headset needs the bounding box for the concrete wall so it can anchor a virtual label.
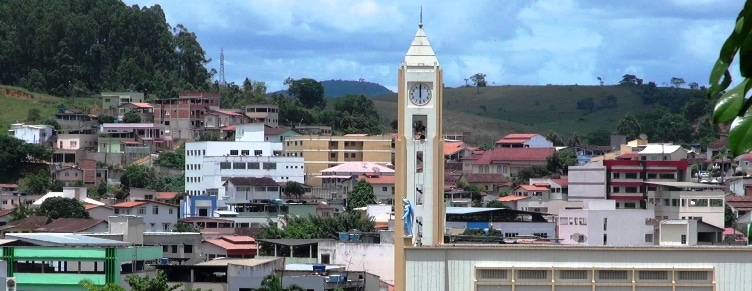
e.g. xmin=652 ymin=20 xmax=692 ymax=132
xmin=227 ymin=259 xmax=283 ymax=290
xmin=318 ymin=241 xmax=394 ymax=285
xmin=524 ymin=135 xmax=554 ymax=148
xmin=567 ymin=161 xmax=607 ymax=200
xmin=56 ymin=134 xmax=98 ymax=150
xmin=558 ymin=208 xmax=654 ymax=246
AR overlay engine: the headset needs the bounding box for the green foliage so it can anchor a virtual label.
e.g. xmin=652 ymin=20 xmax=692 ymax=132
xmin=485 ymin=200 xmax=508 ymax=208
xmin=615 ymin=113 xmax=642 ymax=140
xmin=98 ymin=115 xmax=116 ymax=124
xmin=566 ymin=133 xmax=581 ymax=147
xmin=258 ymin=212 xmax=374 ymax=255
xmin=174 ymin=222 xmax=198 ymax=232
xmin=27 ymin=108 xmax=41 ymax=122
xmin=347 ymin=179 xmax=377 ymax=211
xmin=619 ymin=74 xmax=643 ymax=86
xmin=546 ymin=130 xmax=565 ymax=146
xmin=19 ymin=169 xmax=52 ymax=195
xmin=462 ymin=228 xmax=502 ymax=236
xmin=546 ymin=149 xmax=578 ymax=175
xmin=8 ymin=200 xmax=36 ymax=222
xmin=576 ymin=97 xmax=595 ymax=112
xmin=257 ymin=274 xmax=306 ymax=291
xmin=42 ymin=118 xmax=61 ymax=130
xmin=80 ymin=279 xmax=126 ymax=291
xmin=38 ymin=197 xmax=90 ymax=219
xmin=149 ymin=175 xmax=185 ymax=193
xmin=125 ymin=270 xmax=182 ymax=291
xmin=198 ymin=133 xmax=219 ymax=141
xmin=216 ymin=78 xmax=268 ymax=108
xmin=583 ymin=129 xmax=612 ymax=145
xmin=155 ymin=144 xmax=186 ymax=169
xmin=319 ymin=80 xmax=393 ymax=98
xmin=0 ymin=135 xmax=52 ymax=182
xmin=0 ymin=1 xmax=213 ymax=97
xmin=726 ymin=204 xmax=737 ymax=228
xmin=333 ymin=94 xmax=383 ymax=134
xmin=283 ymin=181 xmax=305 ymax=200
xmin=122 ymin=112 xmax=141 ymax=123
xmin=707 ymin=1 xmax=752 ymax=156
xmin=515 ymin=165 xmax=552 ymax=185
xmin=120 ymin=165 xmax=156 ymax=191
xmin=285 ymin=78 xmax=326 ymax=109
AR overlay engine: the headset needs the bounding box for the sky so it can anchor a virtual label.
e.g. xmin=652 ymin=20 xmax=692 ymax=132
xmin=124 ymin=0 xmax=743 ymax=92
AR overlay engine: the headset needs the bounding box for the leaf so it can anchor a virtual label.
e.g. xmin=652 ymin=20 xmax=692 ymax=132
xmin=713 ymin=79 xmax=750 ymax=124
xmin=728 ymin=115 xmax=752 ymax=156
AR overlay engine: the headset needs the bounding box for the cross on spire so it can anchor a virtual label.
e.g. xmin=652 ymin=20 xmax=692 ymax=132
xmin=419 ymin=6 xmax=423 ymax=28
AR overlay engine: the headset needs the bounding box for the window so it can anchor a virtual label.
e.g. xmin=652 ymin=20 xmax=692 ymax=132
xmin=612 ymin=187 xmax=620 ymax=193
xmin=603 ymin=234 xmax=607 ymax=245
xmin=138 ymin=207 xmax=145 ymax=215
xmin=603 ymin=218 xmax=607 ymax=231
xmin=233 ymin=162 xmax=246 ymax=169
xmin=477 ymin=269 xmax=507 ymax=280
xmin=559 ymin=270 xmax=588 ymax=280
xmin=254 ymin=150 xmax=263 ymax=156
xmin=321 ymin=254 xmax=331 ymax=264
xmin=645 ymin=233 xmax=653 ymax=242
xmin=153 ymin=206 xmax=159 ymax=215
xmin=710 ymin=199 xmax=724 ymax=207
xmin=504 ymin=233 xmax=518 ymax=238
xmin=625 ymin=173 xmax=637 ymax=179
xmin=598 ymin=270 xmax=629 ymax=280
xmin=517 ymin=270 xmax=547 ymax=280
xmin=639 ymin=270 xmax=668 ymax=280
xmin=624 ymin=202 xmax=636 ymax=209
xmin=672 ymin=199 xmax=679 ymax=207
xmin=382 ymin=187 xmax=387 ymax=191
xmin=681 ymin=234 xmax=687 ymax=244
xmin=169 ymin=208 xmax=173 ymax=215
xmin=171 ymin=245 xmax=177 ymax=253
xmin=230 ymin=150 xmax=239 ymax=156
xmin=248 ymin=162 xmax=260 ymax=169
xmin=163 ymin=223 xmax=170 ymax=231
xmin=220 ymin=162 xmax=231 ymax=169
xmin=184 ymin=245 xmax=193 ymax=253
xmin=263 ymin=163 xmax=276 ymax=170
xmin=647 ymin=173 xmax=657 ymax=179
xmin=241 ymin=150 xmax=250 ymax=155
xmin=164 ymin=121 xmax=170 ymax=126
xmin=625 ymin=187 xmax=638 ymax=193
xmin=330 ymin=152 xmax=336 ymax=158
xmin=678 ymin=271 xmax=709 ymax=281
xmin=162 ymin=245 xmax=168 ymax=252
xmin=533 ymin=232 xmax=548 ymax=238
xmin=613 ymin=173 xmax=620 ymax=179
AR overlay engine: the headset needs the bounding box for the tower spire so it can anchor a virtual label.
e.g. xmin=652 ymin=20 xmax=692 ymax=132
xmin=419 ymin=6 xmax=423 ymax=28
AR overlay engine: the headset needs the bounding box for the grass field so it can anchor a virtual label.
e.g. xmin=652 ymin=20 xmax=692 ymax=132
xmin=372 ymin=84 xmax=653 ymax=145
xmin=0 ymin=86 xmax=99 ymax=133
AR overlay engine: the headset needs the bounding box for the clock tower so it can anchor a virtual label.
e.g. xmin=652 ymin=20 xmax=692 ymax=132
xmin=394 ymin=19 xmax=445 ymax=291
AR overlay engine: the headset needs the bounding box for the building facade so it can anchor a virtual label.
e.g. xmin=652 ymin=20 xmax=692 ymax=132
xmin=101 ymin=91 xmax=145 ymax=116
xmin=8 ymin=123 xmax=54 ymax=144
xmin=558 ymin=200 xmax=655 ymax=246
xmin=153 ymin=91 xmax=221 ymax=141
xmin=111 ymin=200 xmax=178 ymax=232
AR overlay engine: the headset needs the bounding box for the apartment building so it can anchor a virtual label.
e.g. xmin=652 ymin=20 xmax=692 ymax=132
xmin=646 ymin=181 xmax=726 ymax=228
xmin=8 ymin=123 xmax=54 ymax=144
xmin=558 ymin=200 xmax=655 ymax=246
xmin=54 ymin=108 xmax=97 ymax=134
xmin=111 ymin=200 xmax=179 ymax=232
xmin=153 ymin=91 xmax=221 ymax=141
xmin=242 ymin=104 xmax=279 ymax=127
xmin=101 ymin=91 xmax=145 ymax=117
xmin=98 ymin=123 xmax=170 ymax=153
xmin=463 ymin=147 xmax=555 ymax=177
xmin=284 ymin=134 xmax=394 ymax=186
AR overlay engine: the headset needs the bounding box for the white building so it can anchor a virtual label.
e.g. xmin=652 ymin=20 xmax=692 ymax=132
xmin=111 ymin=200 xmax=178 ymax=232
xmin=638 ymin=143 xmax=688 ymax=161
xmin=184 ymin=123 xmax=305 ymax=199
xmin=567 ymin=161 xmax=607 ymax=200
xmin=223 ymin=177 xmax=280 ymax=205
xmin=646 ymin=181 xmax=726 ymax=229
xmin=8 ymin=123 xmax=54 ymax=144
xmin=558 ymin=200 xmax=654 ymax=246
xmin=494 ymin=133 xmax=553 ymax=148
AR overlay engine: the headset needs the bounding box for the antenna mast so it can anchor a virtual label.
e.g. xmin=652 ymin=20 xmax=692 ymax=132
xmin=220 ymin=48 xmax=226 ymax=85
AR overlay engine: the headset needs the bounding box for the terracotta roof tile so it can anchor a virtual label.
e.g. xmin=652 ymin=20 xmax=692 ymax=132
xmin=497 ymin=196 xmax=530 ymax=202
xmin=129 ymin=102 xmax=153 ymax=108
xmin=112 ymin=200 xmax=178 ymax=208
xmin=0 ymin=184 xmax=18 ymax=188
xmin=84 ymin=204 xmax=112 ymax=210
xmin=36 ymin=218 xmax=105 ymax=232
xmin=358 ymin=174 xmax=395 ymax=185
xmin=156 ymin=192 xmax=178 ymax=200
xmin=11 ymin=216 xmax=50 ymax=228
xmin=264 ymin=126 xmax=292 ymax=136
xmin=204 ymin=237 xmax=258 ymax=250
xmin=517 ymin=185 xmax=550 ymax=192
xmin=443 ymin=141 xmax=466 ymax=156
xmin=551 ymin=178 xmax=569 ymax=187
xmin=221 ymin=235 xmax=256 ymax=243
xmin=0 ymin=209 xmax=13 ymax=217
xmin=221 ymin=125 xmax=236 ymax=131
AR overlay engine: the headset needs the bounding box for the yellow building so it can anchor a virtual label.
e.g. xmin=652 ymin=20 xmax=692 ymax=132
xmin=284 ymin=134 xmax=394 ymax=187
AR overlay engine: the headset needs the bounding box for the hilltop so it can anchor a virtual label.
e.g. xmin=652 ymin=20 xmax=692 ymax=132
xmin=270 ymin=79 xmax=394 ymax=98
xmin=0 ymin=86 xmax=99 ymax=133
xmin=372 ymin=84 xmax=692 ymax=145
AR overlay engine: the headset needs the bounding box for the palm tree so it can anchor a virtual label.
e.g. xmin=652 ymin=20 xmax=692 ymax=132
xmin=256 ymin=274 xmax=305 ymax=291
xmin=714 ymin=147 xmax=732 ymax=183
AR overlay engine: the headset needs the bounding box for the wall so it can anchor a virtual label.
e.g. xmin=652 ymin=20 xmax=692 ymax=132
xmin=524 ymin=135 xmax=554 ymax=148
xmin=445 ymin=221 xmax=556 ymax=238
xmin=318 ymin=241 xmax=395 ymax=285
xmin=659 ymin=222 xmax=697 ymax=246
xmin=227 ymin=259 xmax=284 ymax=290
xmin=10 ymin=125 xmax=52 ymax=144
xmin=404 ymin=245 xmax=752 ymax=291
xmin=558 ymin=208 xmax=654 ymax=246
xmin=56 ymin=134 xmax=98 ymax=150
xmin=567 ymin=161 xmax=607 ymax=200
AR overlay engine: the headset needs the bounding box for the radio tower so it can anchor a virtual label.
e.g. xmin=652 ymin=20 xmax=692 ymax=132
xmin=219 ymin=48 xmax=226 ymax=85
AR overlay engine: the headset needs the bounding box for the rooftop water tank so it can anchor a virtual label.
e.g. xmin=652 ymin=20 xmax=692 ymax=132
xmin=313 ymin=264 xmax=326 ymax=274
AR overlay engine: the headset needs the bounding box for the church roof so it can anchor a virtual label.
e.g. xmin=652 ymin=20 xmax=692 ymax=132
xmin=405 ymin=27 xmax=439 ymax=65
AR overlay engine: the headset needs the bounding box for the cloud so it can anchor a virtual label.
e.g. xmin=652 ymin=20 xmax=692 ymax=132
xmin=124 ymin=0 xmax=741 ymax=92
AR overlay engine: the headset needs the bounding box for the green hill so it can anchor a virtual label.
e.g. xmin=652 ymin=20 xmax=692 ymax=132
xmin=0 ymin=86 xmax=98 ymax=133
xmin=372 ymin=85 xmax=663 ymax=144
xmin=320 ymin=80 xmax=393 ymax=98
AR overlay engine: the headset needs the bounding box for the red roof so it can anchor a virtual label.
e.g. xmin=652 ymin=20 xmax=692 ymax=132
xmin=727 ymin=196 xmax=752 ymax=211
xmin=504 ymin=133 xmax=538 ymax=139
xmin=221 ymin=235 xmax=256 ymax=243
xmin=497 ymin=196 xmax=530 ymax=202
xmin=475 ymin=148 xmax=555 ymax=164
xmin=723 ymin=227 xmax=743 ymax=236
xmin=551 ymin=178 xmax=569 ymax=187
xmin=156 ymin=192 xmax=178 ymax=200
xmin=359 ymin=174 xmax=395 ymax=185
xmin=221 ymin=125 xmax=236 ymax=131
xmin=0 ymin=184 xmax=18 ymax=188
xmin=36 ymin=218 xmax=105 ymax=232
xmin=84 ymin=204 xmax=112 ymax=210
xmin=742 ymin=152 xmax=752 ymax=161
xmin=130 ymin=102 xmax=153 ymax=108
xmin=204 ymin=236 xmax=258 ymax=251
xmin=517 ymin=185 xmax=550 ymax=192
xmin=444 ymin=141 xmax=466 ymax=156
xmin=112 ymin=200 xmax=178 ymax=208
xmin=0 ymin=209 xmax=13 ymax=217
xmin=214 ymin=109 xmax=242 ymax=117
xmin=496 ymin=138 xmax=530 ymax=144
xmin=265 ymin=126 xmax=292 ymax=136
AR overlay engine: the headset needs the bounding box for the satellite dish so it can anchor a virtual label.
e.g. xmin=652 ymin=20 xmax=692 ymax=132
xmin=570 ymin=233 xmax=587 ymax=243
xmin=639 ymin=133 xmax=647 ymax=140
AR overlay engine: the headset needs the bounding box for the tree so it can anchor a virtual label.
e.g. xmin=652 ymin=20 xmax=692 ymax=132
xmin=198 ymin=133 xmax=219 ymax=141
xmin=546 ymin=149 xmax=578 ymax=175
xmin=333 ymin=94 xmax=382 ymax=134
xmin=546 ymin=130 xmax=565 ymax=146
xmin=597 ymin=76 xmax=604 ymax=86
xmin=155 ymin=144 xmax=185 ymax=169
xmin=725 ymin=204 xmax=737 ymax=228
xmin=470 ymin=73 xmax=487 ymax=94
xmin=257 ymin=212 xmax=374 ymax=255
xmin=619 ymin=74 xmax=641 ymax=86
xmin=515 ymin=165 xmax=552 ymax=185
xmin=615 ymin=113 xmax=642 ymax=140
xmin=707 ymin=1 xmax=752 ymax=156
xmin=285 ymin=78 xmax=326 ymax=109
xmin=8 ymin=200 xmax=36 ymax=222
xmin=80 ymin=279 xmax=125 ymax=291
xmin=120 ymin=164 xmax=156 ymax=191
xmin=256 ymin=274 xmax=305 ymax=291
xmin=347 ymin=179 xmax=376 ymax=211
xmin=0 ymin=135 xmax=52 ymax=182
xmin=174 ymin=222 xmax=198 ymax=232
xmin=284 ymin=181 xmax=305 ymax=200
xmin=566 ymin=133 xmax=581 ymax=147
xmin=485 ymin=200 xmax=508 ymax=208
xmin=576 ymin=98 xmax=595 ymax=112
xmin=37 ymin=197 xmax=90 ymax=219
xmin=670 ymin=77 xmax=686 ymax=88
xmin=122 ymin=111 xmax=141 ymax=123
xmin=98 ymin=115 xmax=116 ymax=124
xmin=583 ymin=129 xmax=612 ymax=146
xmin=19 ymin=169 xmax=52 ymax=195
xmin=27 ymin=108 xmax=41 ymax=122
xmin=43 ymin=118 xmax=62 ymax=130
xmin=688 ymin=82 xmax=700 ymax=90
xmin=390 ymin=119 xmax=398 ymax=132
xmin=125 ymin=270 xmax=182 ymax=291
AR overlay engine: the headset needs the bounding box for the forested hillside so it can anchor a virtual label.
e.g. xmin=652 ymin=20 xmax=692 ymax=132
xmin=0 ymin=0 xmax=212 ymax=98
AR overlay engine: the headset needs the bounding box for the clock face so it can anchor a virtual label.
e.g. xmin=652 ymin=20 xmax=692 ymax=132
xmin=409 ymin=83 xmax=432 ymax=106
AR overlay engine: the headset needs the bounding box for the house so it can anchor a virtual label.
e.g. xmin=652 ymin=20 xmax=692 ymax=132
xmin=317 ymin=162 xmax=395 ymax=191
xmin=344 ymin=174 xmax=396 ymax=204
xmin=53 ymin=166 xmax=83 ymax=186
xmin=223 ymin=177 xmax=281 ymax=204
xmin=55 ymin=133 xmax=98 ymax=150
xmin=155 ymin=258 xmax=283 ymax=291
xmin=101 ymin=91 xmax=145 ymax=117
xmin=117 ymin=102 xmax=154 ymax=122
xmin=204 ymin=108 xmax=248 ymax=138
xmin=658 ymin=219 xmax=723 ymax=246
xmin=202 ymin=235 xmax=258 ymax=259
xmin=294 ymin=125 xmax=333 ymax=135
xmin=494 ymin=133 xmax=553 ymax=148
xmin=444 ymin=140 xmax=470 ymax=162
xmin=0 ymin=216 xmax=51 ymax=237
xmin=529 ymin=177 xmax=569 ymax=197
xmin=8 ymin=123 xmax=54 ymax=144
xmin=153 ymin=91 xmax=221 ymax=141
xmin=35 ymin=218 xmax=108 ymax=233
xmin=264 ymin=126 xmax=300 ymax=142
xmin=512 ymin=184 xmax=551 ymax=198
xmin=111 ymin=200 xmax=178 ymax=232
xmin=465 ymin=147 xmax=555 ymax=177
xmin=54 ymin=108 xmax=97 ymax=134
xmin=647 ymin=182 xmax=726 ymax=229
xmin=456 ymin=173 xmax=507 ymax=193
xmin=178 ymin=216 xmax=246 ymax=236
xmin=156 ymin=191 xmax=179 ymax=203
xmin=242 ymin=104 xmax=280 ymax=127
xmin=0 ymin=209 xmax=13 ymax=226
xmin=0 ymin=184 xmax=20 ymax=210
xmin=85 ymin=204 xmax=115 ymax=220
xmin=98 ymin=123 xmax=171 ymax=153
xmin=558 ymin=200 xmax=654 ymax=246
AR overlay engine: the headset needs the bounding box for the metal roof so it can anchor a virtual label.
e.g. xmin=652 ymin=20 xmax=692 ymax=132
xmin=445 ymin=207 xmax=553 ymax=216
xmin=6 ymin=233 xmax=132 ymax=247
xmin=256 ymin=238 xmax=333 ymax=246
xmin=643 ymin=181 xmax=723 ymax=189
xmin=196 ymin=257 xmax=280 ymax=267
